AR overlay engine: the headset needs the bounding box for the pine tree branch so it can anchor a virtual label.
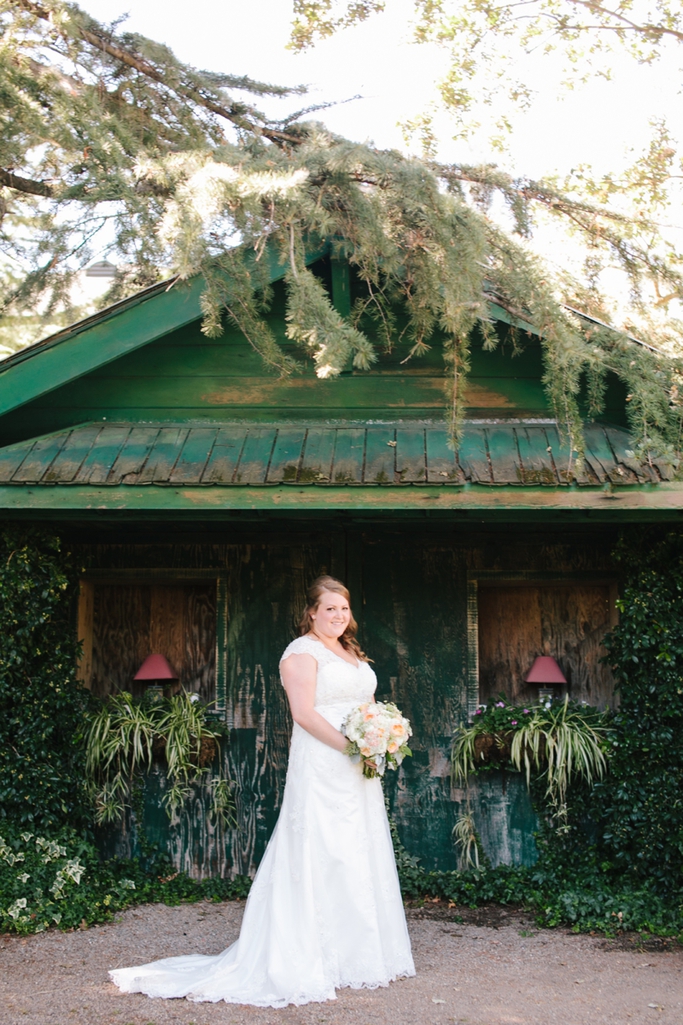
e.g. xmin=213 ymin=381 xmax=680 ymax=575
xmin=13 ymin=0 xmax=298 ymax=146
xmin=438 ymin=163 xmax=635 ymax=229
xmin=0 ymin=168 xmax=53 ymax=197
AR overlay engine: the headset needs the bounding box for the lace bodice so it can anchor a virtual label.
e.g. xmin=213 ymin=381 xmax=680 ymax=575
xmin=279 ymin=635 xmax=376 ymax=708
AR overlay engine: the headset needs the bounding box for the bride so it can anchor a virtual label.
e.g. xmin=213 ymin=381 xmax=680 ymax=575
xmin=109 ymin=575 xmax=415 ymax=1007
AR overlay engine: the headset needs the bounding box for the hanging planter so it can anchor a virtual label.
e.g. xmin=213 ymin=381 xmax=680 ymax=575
xmin=84 ymin=690 xmax=234 ymax=826
xmin=452 ymin=696 xmax=611 ymax=815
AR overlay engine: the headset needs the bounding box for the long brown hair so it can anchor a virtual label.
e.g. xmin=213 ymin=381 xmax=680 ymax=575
xmin=299 ymin=575 xmax=369 ymax=662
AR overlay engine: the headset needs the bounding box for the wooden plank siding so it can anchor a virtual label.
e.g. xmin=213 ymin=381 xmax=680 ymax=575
xmin=0 ymin=302 xmax=629 ymax=446
xmin=84 ymin=529 xmax=618 ymax=878
xmin=87 ymin=581 xmax=217 ymax=703
xmin=478 ymin=583 xmax=615 ymax=708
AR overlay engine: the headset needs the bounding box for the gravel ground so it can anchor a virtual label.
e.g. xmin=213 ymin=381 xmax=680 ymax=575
xmin=1 ymin=901 xmax=681 ymax=1025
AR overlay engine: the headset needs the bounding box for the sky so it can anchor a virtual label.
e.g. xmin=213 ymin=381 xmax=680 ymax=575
xmin=77 ymin=0 xmax=683 ymax=182
xmin=70 ymin=0 xmax=683 ymax=320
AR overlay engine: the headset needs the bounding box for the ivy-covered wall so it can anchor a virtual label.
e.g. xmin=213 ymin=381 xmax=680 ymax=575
xmin=4 ymin=522 xmax=683 ymax=903
xmin=0 ymin=528 xmax=91 ymax=831
xmin=599 ymin=530 xmax=683 ymax=890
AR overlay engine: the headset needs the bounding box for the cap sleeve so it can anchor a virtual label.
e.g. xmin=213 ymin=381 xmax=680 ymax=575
xmin=279 ymin=636 xmax=323 ymax=666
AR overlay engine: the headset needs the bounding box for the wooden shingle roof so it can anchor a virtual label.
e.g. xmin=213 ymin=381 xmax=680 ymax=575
xmin=0 ymin=421 xmax=671 ymax=487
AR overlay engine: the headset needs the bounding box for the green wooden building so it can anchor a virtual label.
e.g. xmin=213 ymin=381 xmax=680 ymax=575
xmin=1 ymin=246 xmax=681 ymax=876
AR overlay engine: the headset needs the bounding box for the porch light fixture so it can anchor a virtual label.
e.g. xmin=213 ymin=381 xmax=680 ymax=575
xmin=525 ymin=656 xmax=566 ymax=702
xmin=134 ymin=653 xmax=178 ymax=682
xmin=134 ymin=654 xmax=178 ymax=699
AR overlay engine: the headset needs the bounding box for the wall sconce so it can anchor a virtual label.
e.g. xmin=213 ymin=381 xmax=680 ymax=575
xmin=134 ymin=654 xmax=178 ymax=700
xmin=525 ymin=655 xmax=566 ymax=703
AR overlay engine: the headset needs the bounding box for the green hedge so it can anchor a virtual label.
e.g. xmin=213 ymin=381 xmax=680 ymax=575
xmin=598 ymin=530 xmax=683 ymax=890
xmin=0 ymin=528 xmax=92 ymax=830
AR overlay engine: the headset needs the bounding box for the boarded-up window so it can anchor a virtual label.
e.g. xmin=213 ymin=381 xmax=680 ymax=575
xmin=79 ymin=581 xmax=217 ymax=702
xmin=478 ymin=583 xmax=616 ymax=709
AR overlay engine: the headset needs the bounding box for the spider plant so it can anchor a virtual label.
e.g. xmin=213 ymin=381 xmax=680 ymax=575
xmin=452 ymin=808 xmax=482 ymax=870
xmin=84 ymin=690 xmax=235 ymax=826
xmin=510 ymin=698 xmax=609 ymax=813
xmin=85 ymin=692 xmax=157 ymax=823
xmin=452 ymin=696 xmax=610 ymax=819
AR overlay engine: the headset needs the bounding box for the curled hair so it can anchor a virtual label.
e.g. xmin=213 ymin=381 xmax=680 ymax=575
xmin=299 ymin=575 xmax=369 ymax=662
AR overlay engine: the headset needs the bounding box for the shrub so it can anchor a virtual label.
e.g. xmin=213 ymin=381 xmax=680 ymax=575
xmin=599 ymin=529 xmax=683 ymax=890
xmin=0 ymin=825 xmax=251 ymax=936
xmin=0 ymin=528 xmax=93 ymax=831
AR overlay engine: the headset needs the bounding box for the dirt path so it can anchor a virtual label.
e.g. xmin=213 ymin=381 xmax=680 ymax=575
xmin=1 ymin=901 xmax=681 ymax=1025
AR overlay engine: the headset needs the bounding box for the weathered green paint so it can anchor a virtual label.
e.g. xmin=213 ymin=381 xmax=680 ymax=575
xmin=0 ymin=243 xmax=329 ymax=422
xmin=330 ymin=257 xmax=351 ymax=318
xmin=458 ymin=773 xmax=539 ymax=868
xmin=0 ymin=307 xmax=626 ymax=447
xmin=360 ymin=538 xmax=468 ymax=869
xmin=0 ymin=421 xmax=666 ymax=495
xmin=0 ymin=278 xmax=204 ymax=419
xmin=466 ymin=580 xmax=480 ymax=720
xmin=2 ymin=482 xmax=683 ymax=519
xmin=79 ymin=526 xmax=621 ymax=877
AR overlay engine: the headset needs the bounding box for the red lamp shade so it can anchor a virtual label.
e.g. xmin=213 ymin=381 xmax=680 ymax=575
xmin=134 ymin=654 xmax=178 ymax=682
xmin=525 ymin=656 xmax=566 ymax=685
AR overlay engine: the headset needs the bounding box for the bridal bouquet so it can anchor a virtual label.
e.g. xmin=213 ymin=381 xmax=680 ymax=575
xmin=343 ymin=701 xmax=412 ymax=779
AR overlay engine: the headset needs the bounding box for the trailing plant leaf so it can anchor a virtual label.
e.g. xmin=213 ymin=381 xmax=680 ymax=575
xmin=510 ymin=699 xmax=610 ymax=818
xmin=452 ymin=808 xmax=482 ymax=870
xmin=84 ymin=691 xmax=234 ymax=827
xmin=452 ymin=696 xmax=610 ymax=820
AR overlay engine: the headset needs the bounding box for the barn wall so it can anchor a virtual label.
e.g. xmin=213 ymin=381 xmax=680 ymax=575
xmin=85 ymin=527 xmax=619 ymax=878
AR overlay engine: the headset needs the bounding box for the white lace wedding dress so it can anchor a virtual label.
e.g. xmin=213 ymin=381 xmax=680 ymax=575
xmin=109 ymin=635 xmax=415 ymax=1007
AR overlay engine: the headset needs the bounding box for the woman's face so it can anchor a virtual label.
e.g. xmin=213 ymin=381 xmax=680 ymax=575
xmin=310 ymin=590 xmax=351 ymax=640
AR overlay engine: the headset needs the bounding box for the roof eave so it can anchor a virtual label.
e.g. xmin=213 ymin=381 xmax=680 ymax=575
xmin=1 ymin=481 xmax=682 ymax=522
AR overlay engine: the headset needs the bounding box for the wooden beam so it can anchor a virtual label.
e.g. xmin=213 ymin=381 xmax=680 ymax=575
xmin=2 ymin=481 xmax=683 ymax=516
xmin=76 ymin=578 xmax=94 ymax=687
xmin=330 ymin=257 xmax=351 ymax=319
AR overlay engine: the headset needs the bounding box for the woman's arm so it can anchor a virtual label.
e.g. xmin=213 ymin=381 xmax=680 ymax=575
xmin=280 ymin=652 xmax=348 ymax=753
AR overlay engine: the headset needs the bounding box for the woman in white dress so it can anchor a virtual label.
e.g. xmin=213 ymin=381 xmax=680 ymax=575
xmin=109 ymin=575 xmax=415 ymax=1007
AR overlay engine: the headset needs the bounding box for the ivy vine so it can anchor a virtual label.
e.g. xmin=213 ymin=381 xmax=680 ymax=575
xmin=0 ymin=528 xmax=92 ymax=832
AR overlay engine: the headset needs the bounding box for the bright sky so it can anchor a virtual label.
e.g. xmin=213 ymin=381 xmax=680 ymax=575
xmin=78 ymin=0 xmax=682 ymax=181
xmin=71 ymin=0 xmax=683 ymax=322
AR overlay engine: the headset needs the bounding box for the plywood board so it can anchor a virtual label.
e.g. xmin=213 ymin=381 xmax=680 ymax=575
xmin=90 ymin=581 xmax=217 ymax=701
xmin=478 ymin=583 xmax=616 ymax=708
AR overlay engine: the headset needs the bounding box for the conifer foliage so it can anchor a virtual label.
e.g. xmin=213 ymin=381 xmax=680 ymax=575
xmin=1 ymin=1 xmax=682 ymax=458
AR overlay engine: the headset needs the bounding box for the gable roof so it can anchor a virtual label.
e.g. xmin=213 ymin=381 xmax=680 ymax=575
xmin=0 ymin=241 xmax=334 ymax=421
xmin=0 ymin=238 xmax=558 ymax=425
